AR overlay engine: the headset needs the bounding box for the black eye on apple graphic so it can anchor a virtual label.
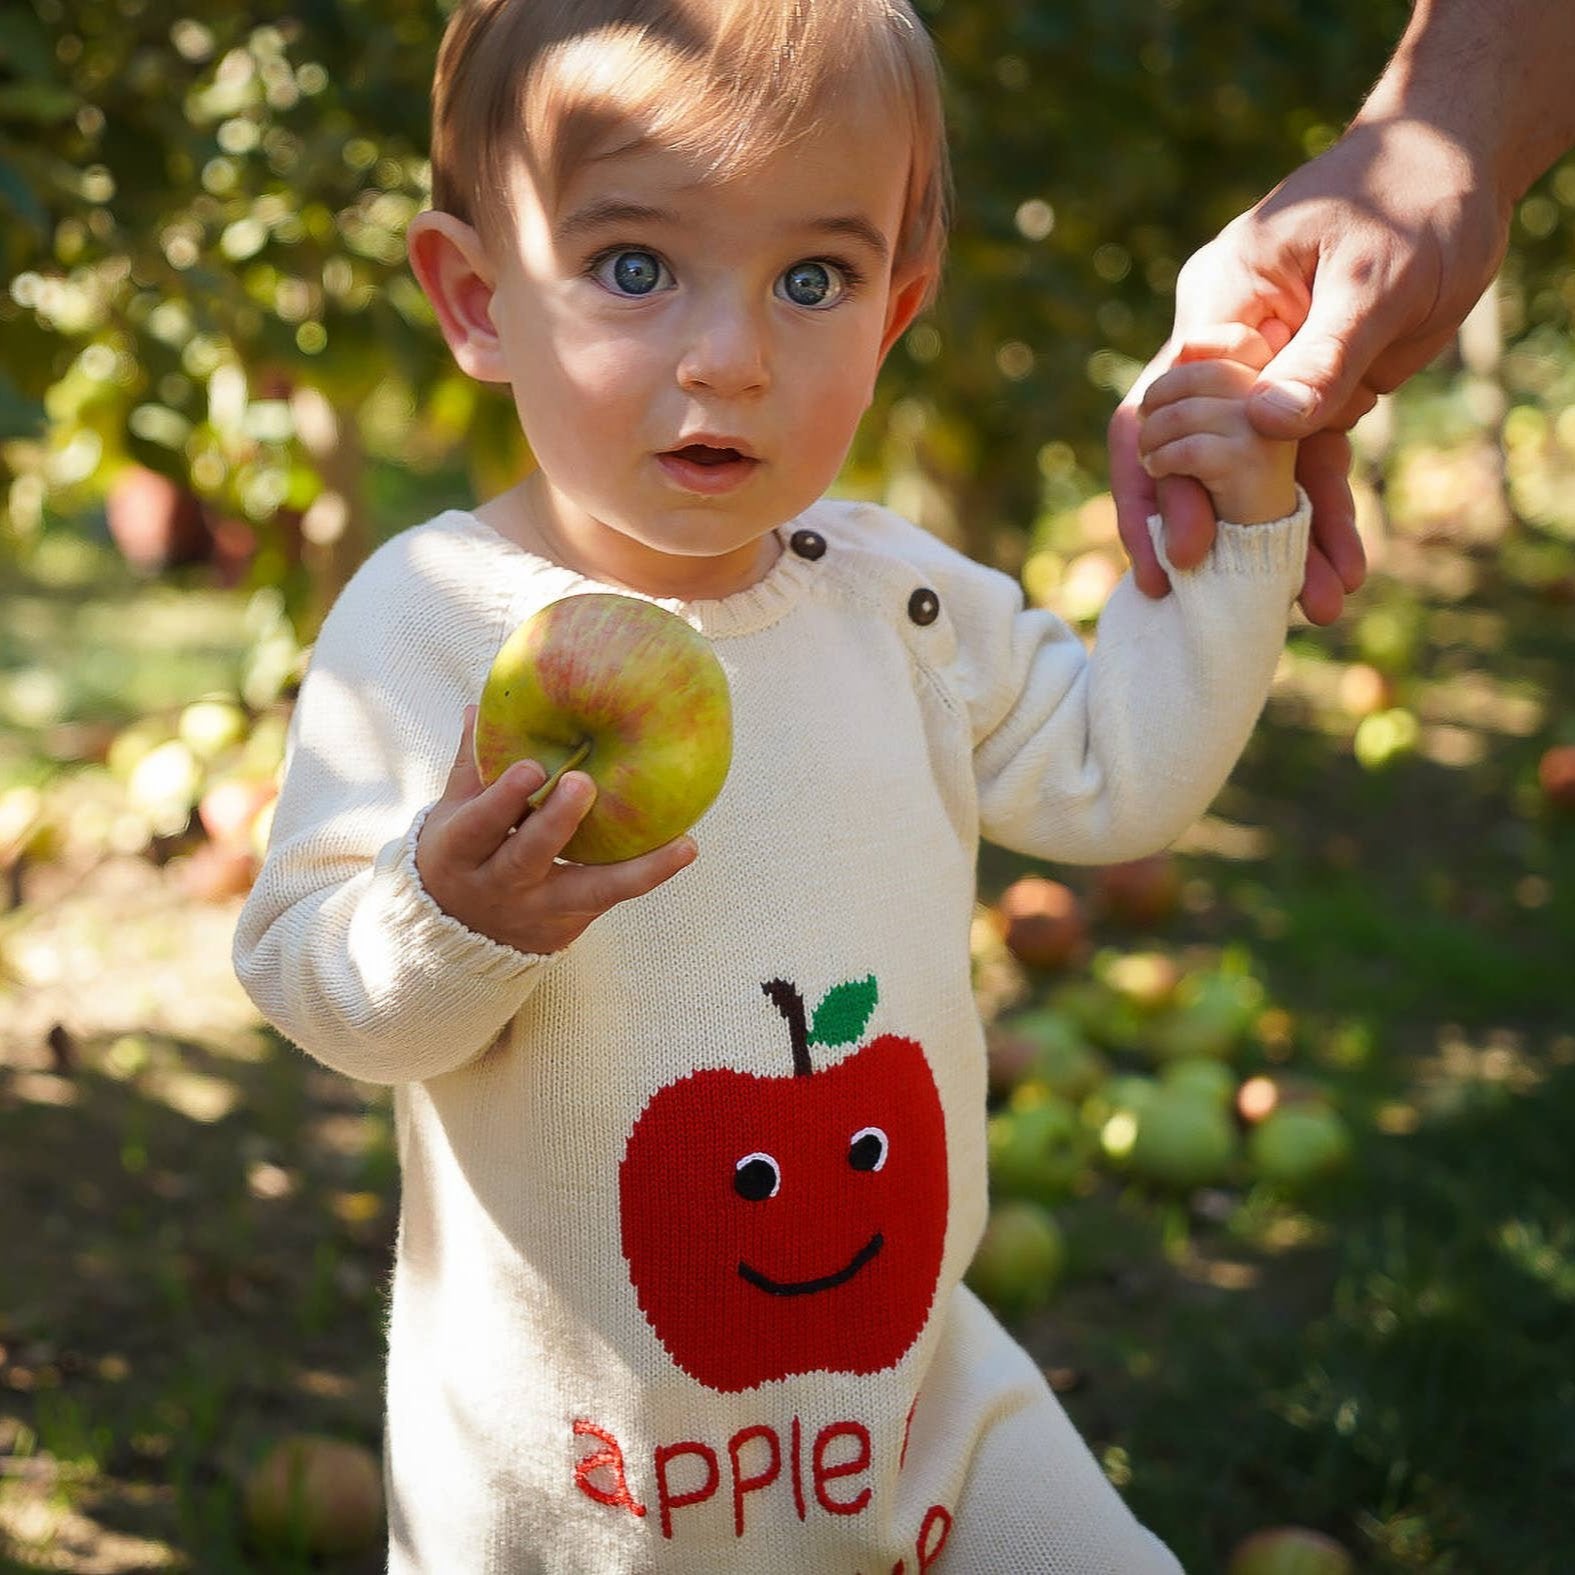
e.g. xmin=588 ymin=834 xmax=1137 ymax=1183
xmin=619 ymin=975 xmax=950 ymax=1392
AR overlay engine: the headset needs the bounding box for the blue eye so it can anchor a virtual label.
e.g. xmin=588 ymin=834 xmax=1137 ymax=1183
xmin=777 ymin=260 xmax=846 ymax=309
xmin=596 ymin=249 xmax=670 ymax=296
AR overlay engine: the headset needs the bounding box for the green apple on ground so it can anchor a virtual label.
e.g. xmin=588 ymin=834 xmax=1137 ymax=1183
xmin=1126 ymin=1087 xmax=1238 ymax=1189
xmin=177 ymin=695 xmax=249 ymax=760
xmin=1160 ymin=1056 xmax=1238 ymax=1111
xmin=987 ymin=1087 xmax=1088 ymax=1203
xmin=1148 ymin=969 xmax=1264 ymax=1061
xmin=474 ymin=593 xmax=732 ymax=865
xmin=1097 ymin=948 xmax=1183 ymax=1012
xmin=1087 ymin=1074 xmax=1161 ymax=1165
xmin=991 ymin=1008 xmax=1108 ymax=1101
xmin=1248 ymin=1106 xmax=1353 ymax=1189
xmin=1226 ymin=1525 xmax=1355 ymax=1575
xmin=1050 ymin=978 xmax=1145 ymax=1051
xmin=966 ymin=1200 xmax=1066 ymax=1318
xmin=243 ymin=1434 xmax=384 ymax=1555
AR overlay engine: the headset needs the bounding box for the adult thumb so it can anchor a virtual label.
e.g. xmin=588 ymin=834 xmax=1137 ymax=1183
xmin=1248 ymin=290 xmax=1387 ymax=440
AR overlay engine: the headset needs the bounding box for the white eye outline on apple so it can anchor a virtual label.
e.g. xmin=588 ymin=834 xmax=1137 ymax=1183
xmin=732 ymin=1126 xmax=890 ymax=1204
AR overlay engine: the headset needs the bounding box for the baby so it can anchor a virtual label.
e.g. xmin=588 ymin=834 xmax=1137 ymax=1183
xmin=234 ymin=1 xmax=1308 ymax=1569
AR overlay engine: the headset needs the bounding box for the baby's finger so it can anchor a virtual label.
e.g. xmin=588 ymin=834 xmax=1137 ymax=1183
xmin=444 ymin=756 xmax=550 ymax=867
xmin=1142 ymin=358 xmax=1258 ymax=414
xmin=1138 ymin=396 xmax=1240 ymax=459
xmin=490 ymin=770 xmax=599 ymax=885
xmin=1141 ymin=432 xmax=1230 ymax=483
xmin=550 ymin=834 xmax=699 ymax=918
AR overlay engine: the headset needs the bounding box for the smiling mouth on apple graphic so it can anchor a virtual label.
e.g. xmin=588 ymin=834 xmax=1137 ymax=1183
xmin=738 ymin=1231 xmax=885 ymax=1298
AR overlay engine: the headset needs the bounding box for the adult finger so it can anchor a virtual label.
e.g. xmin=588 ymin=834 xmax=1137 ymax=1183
xmin=1248 ymin=281 xmax=1397 ymax=440
xmin=1294 ymin=544 xmax=1349 ymax=627
xmin=1297 ymin=430 xmax=1367 ymax=594
xmin=1171 ymin=322 xmax=1277 ymax=374
xmin=1109 ymin=395 xmax=1171 ymax=598
xmin=1153 ymin=474 xmax=1219 ymax=571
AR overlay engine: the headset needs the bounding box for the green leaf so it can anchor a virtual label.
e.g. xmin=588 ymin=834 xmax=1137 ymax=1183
xmin=808 ymin=976 xmax=878 ymax=1049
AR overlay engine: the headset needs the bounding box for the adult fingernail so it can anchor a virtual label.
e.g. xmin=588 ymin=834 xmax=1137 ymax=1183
xmin=1260 ymin=382 xmax=1317 ymax=418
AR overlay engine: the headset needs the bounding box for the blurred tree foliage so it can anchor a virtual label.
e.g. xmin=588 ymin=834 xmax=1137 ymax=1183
xmin=2 ymin=0 xmax=1573 ymax=623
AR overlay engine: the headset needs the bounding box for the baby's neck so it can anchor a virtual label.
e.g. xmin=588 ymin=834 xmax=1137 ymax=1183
xmin=474 ymin=478 xmax=782 ymax=602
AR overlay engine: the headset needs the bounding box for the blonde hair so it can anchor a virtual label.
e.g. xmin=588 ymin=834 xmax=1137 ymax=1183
xmin=428 ymin=0 xmax=951 ymax=289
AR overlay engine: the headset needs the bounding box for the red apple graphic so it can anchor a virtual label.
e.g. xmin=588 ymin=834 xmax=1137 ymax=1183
xmin=619 ymin=977 xmax=949 ymax=1393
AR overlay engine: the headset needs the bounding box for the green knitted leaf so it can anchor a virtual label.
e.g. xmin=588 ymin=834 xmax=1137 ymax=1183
xmin=808 ymin=976 xmax=878 ymax=1048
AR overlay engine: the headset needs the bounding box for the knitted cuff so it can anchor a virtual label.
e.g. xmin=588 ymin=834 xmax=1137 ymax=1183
xmin=1148 ymin=483 xmax=1312 ymax=580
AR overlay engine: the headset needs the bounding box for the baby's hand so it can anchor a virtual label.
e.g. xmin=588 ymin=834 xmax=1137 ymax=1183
xmin=1137 ymin=325 xmax=1298 ymax=525
xmin=415 ymin=707 xmax=697 ymax=956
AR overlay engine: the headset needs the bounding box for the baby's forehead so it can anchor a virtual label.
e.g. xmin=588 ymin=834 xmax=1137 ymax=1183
xmin=514 ymin=25 xmax=913 ymax=214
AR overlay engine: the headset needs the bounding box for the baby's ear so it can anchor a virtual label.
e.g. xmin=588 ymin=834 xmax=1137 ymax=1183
xmin=877 ymin=265 xmax=936 ymax=366
xmin=406 ymin=212 xmax=510 ymax=384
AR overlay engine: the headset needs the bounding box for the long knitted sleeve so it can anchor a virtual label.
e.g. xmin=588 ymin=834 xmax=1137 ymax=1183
xmin=233 ymin=528 xmax=550 ymax=1085
xmin=903 ymin=495 xmax=1310 ymax=863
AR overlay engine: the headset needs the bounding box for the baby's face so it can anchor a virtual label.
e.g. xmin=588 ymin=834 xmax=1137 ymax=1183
xmin=483 ymin=99 xmax=922 ymax=596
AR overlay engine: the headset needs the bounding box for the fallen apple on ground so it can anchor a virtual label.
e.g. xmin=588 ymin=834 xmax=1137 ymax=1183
xmin=1226 ymin=1525 xmax=1354 ymax=1575
xmin=1126 ymin=1087 xmax=1238 ymax=1189
xmin=996 ymin=876 xmax=1088 ymax=971
xmin=243 ymin=1434 xmax=383 ymax=1555
xmin=1248 ymin=1106 xmax=1352 ymax=1189
xmin=474 ymin=593 xmax=732 ymax=864
xmin=987 ymin=1088 xmax=1087 ymax=1203
xmin=966 ymin=1199 xmax=1065 ymax=1318
xmin=1538 ymin=744 xmax=1575 ymax=813
xmin=1093 ymin=854 xmax=1182 ymax=928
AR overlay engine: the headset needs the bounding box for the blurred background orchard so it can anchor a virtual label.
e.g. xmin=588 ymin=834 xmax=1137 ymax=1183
xmin=1 ymin=0 xmax=1573 ymax=1569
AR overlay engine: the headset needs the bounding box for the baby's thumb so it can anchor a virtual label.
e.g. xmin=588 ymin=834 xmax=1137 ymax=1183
xmin=1248 ymin=290 xmax=1387 ymax=439
xmin=439 ymin=705 xmax=484 ymax=802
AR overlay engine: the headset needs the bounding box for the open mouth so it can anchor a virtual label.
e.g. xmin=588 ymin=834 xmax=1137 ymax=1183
xmin=737 ymin=1232 xmax=884 ymax=1298
xmin=670 ymin=443 xmax=745 ymax=466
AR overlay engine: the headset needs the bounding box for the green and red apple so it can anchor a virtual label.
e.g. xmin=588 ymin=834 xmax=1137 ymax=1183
xmin=474 ymin=593 xmax=731 ymax=864
xmin=1226 ymin=1526 xmax=1354 ymax=1575
xmin=243 ymin=1434 xmax=383 ymax=1555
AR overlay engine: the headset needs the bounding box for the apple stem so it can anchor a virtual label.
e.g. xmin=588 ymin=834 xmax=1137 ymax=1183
xmin=524 ymin=737 xmax=593 ymax=810
xmin=762 ymin=980 xmax=813 ymax=1077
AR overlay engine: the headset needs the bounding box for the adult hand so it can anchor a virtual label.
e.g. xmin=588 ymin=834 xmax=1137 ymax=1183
xmin=1111 ymin=116 xmax=1506 ymax=625
xmin=415 ymin=707 xmax=696 ymax=957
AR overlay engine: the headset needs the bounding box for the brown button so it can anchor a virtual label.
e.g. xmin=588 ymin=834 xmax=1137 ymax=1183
xmin=789 ymin=528 xmax=827 ymax=560
xmin=908 ymin=587 xmax=940 ymax=625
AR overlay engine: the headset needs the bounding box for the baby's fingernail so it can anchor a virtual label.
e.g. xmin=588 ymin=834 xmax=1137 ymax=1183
xmin=676 ymin=836 xmax=697 ymax=865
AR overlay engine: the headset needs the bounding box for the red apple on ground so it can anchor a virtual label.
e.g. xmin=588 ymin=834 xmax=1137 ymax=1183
xmin=198 ymin=776 xmax=278 ymax=849
xmin=474 ymin=593 xmax=731 ymax=864
xmin=1226 ymin=1526 xmax=1354 ymax=1575
xmin=619 ymin=976 xmax=948 ymax=1392
xmin=243 ymin=1434 xmax=383 ymax=1555
xmin=1538 ymin=744 xmax=1575 ymax=813
xmin=997 ymin=876 xmax=1088 ymax=971
xmin=966 ymin=1200 xmax=1065 ymax=1318
xmin=1094 ymin=854 xmax=1182 ymax=928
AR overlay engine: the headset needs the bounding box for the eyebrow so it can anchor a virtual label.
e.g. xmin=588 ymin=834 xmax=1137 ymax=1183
xmin=555 ymin=199 xmax=890 ymax=261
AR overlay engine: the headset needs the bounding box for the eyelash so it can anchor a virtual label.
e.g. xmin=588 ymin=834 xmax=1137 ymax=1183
xmin=584 ymin=246 xmax=867 ymax=305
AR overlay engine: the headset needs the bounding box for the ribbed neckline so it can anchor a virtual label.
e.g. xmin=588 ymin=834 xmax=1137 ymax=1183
xmin=436 ymin=508 xmax=823 ymax=640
